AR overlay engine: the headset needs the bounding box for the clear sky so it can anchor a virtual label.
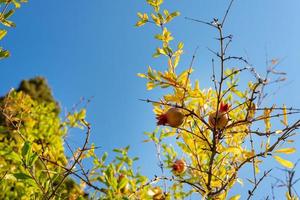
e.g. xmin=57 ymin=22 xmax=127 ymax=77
xmin=1 ymin=0 xmax=300 ymax=199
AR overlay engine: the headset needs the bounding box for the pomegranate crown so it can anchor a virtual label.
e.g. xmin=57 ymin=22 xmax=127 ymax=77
xmin=156 ymin=113 xmax=168 ymax=126
xmin=219 ymin=102 xmax=230 ymax=113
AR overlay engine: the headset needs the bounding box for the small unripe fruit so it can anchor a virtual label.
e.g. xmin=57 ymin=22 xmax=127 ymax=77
xmin=172 ymin=159 xmax=186 ymax=175
xmin=208 ymin=102 xmax=229 ymax=129
xmin=156 ymin=108 xmax=184 ymax=128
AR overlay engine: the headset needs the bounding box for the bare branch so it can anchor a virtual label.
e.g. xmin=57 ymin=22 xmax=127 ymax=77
xmin=247 ymin=169 xmax=272 ymax=200
xmin=221 ymin=0 xmax=235 ymax=27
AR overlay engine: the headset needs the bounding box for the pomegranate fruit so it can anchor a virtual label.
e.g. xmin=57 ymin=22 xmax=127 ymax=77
xmin=156 ymin=108 xmax=184 ymax=128
xmin=208 ymin=102 xmax=230 ymax=129
xmin=172 ymin=159 xmax=186 ymax=175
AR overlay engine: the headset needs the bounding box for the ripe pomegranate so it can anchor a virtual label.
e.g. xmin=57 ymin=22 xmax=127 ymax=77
xmin=156 ymin=108 xmax=184 ymax=128
xmin=208 ymin=102 xmax=230 ymax=129
xmin=172 ymin=159 xmax=186 ymax=175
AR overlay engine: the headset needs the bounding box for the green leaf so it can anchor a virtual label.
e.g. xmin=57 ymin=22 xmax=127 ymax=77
xmin=113 ymin=148 xmax=123 ymax=153
xmin=29 ymin=152 xmax=38 ymax=166
xmin=22 ymin=141 xmax=31 ymax=158
xmin=1 ymin=150 xmax=22 ymax=162
xmin=118 ymin=176 xmax=128 ymax=189
xmin=102 ymin=152 xmax=108 ymax=162
xmin=0 ymin=48 xmax=10 ymax=59
xmin=1 ymin=19 xmax=16 ymax=27
xmin=13 ymin=172 xmax=33 ymax=180
xmin=4 ymin=9 xmax=15 ymax=19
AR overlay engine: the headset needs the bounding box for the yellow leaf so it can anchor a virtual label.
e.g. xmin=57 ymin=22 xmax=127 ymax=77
xmin=273 ymin=156 xmax=294 ymax=168
xmin=275 ymin=148 xmax=296 ymax=154
xmin=229 ymin=194 xmax=241 ymax=200
xmin=282 ymin=104 xmax=288 ymax=126
xmin=233 ymin=88 xmax=245 ymax=98
xmin=0 ymin=29 xmax=7 ymax=40
xmin=168 ymin=58 xmax=173 ymax=71
xmin=173 ymin=55 xmax=180 ymax=68
xmin=162 ymin=27 xmax=173 ymax=43
xmin=236 ymin=178 xmax=244 ymax=186
xmin=263 ymin=108 xmax=272 ymax=133
xmin=243 ymin=150 xmax=255 ymax=159
xmin=143 ymin=13 xmax=149 ymax=21
xmin=135 ymin=20 xmax=146 ymax=27
xmin=285 ymin=191 xmax=298 ymax=200
xmin=151 ymin=13 xmax=160 ymax=25
xmin=177 ymin=42 xmax=184 ymax=49
xmin=224 ymin=147 xmax=242 ymax=155
xmin=254 ymin=160 xmax=260 ymax=174
xmin=286 ymin=192 xmax=292 ymax=200
xmin=146 ymin=82 xmax=155 ymax=90
xmin=137 ymin=73 xmax=146 ymax=78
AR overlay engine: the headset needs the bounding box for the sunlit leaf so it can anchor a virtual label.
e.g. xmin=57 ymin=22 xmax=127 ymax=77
xmin=274 ymin=148 xmax=296 ymax=154
xmin=281 ymin=104 xmax=288 ymax=126
xmin=229 ymin=194 xmax=241 ymax=200
xmin=0 ymin=29 xmax=7 ymax=40
xmin=273 ymin=156 xmax=294 ymax=168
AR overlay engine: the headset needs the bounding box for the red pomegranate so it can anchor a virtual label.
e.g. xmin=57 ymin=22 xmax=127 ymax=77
xmin=156 ymin=108 xmax=184 ymax=128
xmin=172 ymin=159 xmax=186 ymax=175
xmin=208 ymin=102 xmax=230 ymax=129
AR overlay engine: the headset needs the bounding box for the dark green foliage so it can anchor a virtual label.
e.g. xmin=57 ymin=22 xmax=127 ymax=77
xmin=17 ymin=76 xmax=60 ymax=115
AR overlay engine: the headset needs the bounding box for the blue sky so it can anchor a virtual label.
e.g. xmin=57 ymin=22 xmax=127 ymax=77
xmin=1 ymin=0 xmax=300 ymax=198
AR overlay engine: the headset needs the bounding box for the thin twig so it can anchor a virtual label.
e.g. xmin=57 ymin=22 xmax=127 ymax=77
xmin=47 ymin=120 xmax=91 ymax=200
xmin=221 ymin=0 xmax=235 ymax=27
xmin=247 ymin=169 xmax=272 ymax=200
